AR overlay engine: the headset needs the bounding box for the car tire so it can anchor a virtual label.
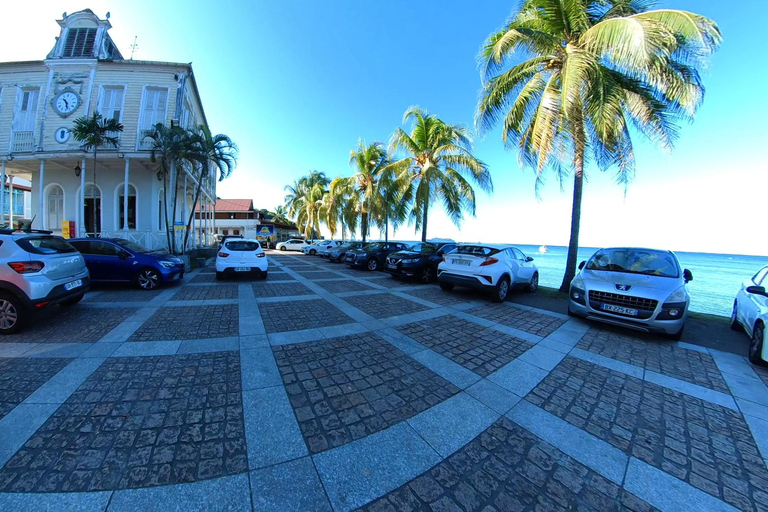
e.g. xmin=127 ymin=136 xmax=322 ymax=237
xmin=136 ymin=268 xmax=160 ymax=290
xmin=310 ymin=249 xmax=316 ymax=255
xmin=439 ymin=282 xmax=454 ymax=292
xmin=749 ymin=322 xmax=766 ymax=366
xmin=528 ymin=272 xmax=539 ymax=293
xmin=367 ymin=258 xmax=379 ymax=271
xmin=60 ymin=294 xmax=84 ymax=307
xmin=280 ymin=246 xmax=286 ymax=251
xmin=730 ymin=300 xmax=742 ymax=331
xmin=493 ymin=276 xmax=510 ymax=303
xmin=216 ymin=272 xmax=224 ymax=281
xmin=0 ymin=293 xmax=25 ymax=335
xmin=262 ymin=271 xmax=268 ymax=280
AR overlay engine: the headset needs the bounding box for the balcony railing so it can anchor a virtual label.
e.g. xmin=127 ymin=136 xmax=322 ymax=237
xmin=138 ymin=130 xmax=154 ymax=151
xmin=11 ymin=131 xmax=34 ymax=152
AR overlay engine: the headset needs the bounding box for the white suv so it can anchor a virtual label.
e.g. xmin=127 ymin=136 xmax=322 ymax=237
xmin=0 ymin=229 xmax=90 ymax=334
xmin=216 ymin=238 xmax=268 ymax=280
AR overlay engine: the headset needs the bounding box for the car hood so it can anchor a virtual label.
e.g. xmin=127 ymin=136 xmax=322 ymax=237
xmin=580 ymin=269 xmax=682 ymax=296
xmin=389 ymin=250 xmax=426 ymax=259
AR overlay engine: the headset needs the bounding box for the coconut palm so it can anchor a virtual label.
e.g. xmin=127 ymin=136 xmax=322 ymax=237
xmin=288 ymin=171 xmax=330 ymax=238
xmin=72 ymin=112 xmax=123 ymax=235
xmin=476 ymin=0 xmax=721 ymax=291
xmin=271 ymin=205 xmax=290 ymax=224
xmin=386 ymin=107 xmax=492 ymax=242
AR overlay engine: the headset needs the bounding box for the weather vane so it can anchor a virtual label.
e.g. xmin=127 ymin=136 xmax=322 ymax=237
xmin=129 ymin=36 xmax=138 ymax=60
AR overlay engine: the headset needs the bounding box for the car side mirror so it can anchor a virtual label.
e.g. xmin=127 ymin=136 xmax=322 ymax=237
xmin=683 ymin=269 xmax=693 ymax=283
xmin=747 ymin=285 xmax=767 ymax=297
xmin=578 ymin=261 xmax=585 ymax=270
xmin=526 ymin=256 xmax=534 ymax=262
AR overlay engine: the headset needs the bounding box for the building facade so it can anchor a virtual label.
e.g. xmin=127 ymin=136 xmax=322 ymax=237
xmin=0 ymin=9 xmax=217 ymax=250
xmin=196 ymin=199 xmax=300 ymax=244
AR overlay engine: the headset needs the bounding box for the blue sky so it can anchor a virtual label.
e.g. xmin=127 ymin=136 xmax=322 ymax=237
xmin=2 ymin=1 xmax=766 ymax=255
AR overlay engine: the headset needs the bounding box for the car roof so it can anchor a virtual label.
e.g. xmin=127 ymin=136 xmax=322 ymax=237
xmin=457 ymin=243 xmax=512 ymax=250
xmin=594 ymin=247 xmax=675 ymax=255
xmin=224 ymin=238 xmax=260 ymax=243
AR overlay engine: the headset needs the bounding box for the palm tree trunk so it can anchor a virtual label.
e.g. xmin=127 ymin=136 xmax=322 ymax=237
xmin=91 ymin=148 xmax=97 ymax=235
xmin=421 ymin=199 xmax=429 ymax=243
xmin=183 ymin=166 xmax=206 ymax=253
xmin=361 ymin=210 xmax=368 ymax=243
xmin=559 ymin=117 xmax=586 ymax=293
xmin=162 ymin=168 xmax=171 ymax=252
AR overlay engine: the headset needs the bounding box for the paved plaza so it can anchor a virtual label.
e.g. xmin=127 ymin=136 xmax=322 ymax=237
xmin=0 ymin=252 xmax=766 ymax=511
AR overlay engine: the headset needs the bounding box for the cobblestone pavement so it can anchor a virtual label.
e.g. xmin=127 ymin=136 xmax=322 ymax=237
xmin=0 ymin=253 xmax=766 ymax=512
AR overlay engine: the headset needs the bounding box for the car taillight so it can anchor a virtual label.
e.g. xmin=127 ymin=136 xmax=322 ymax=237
xmin=218 ymin=252 xmax=229 ymax=258
xmin=479 ymin=257 xmax=499 ymax=267
xmin=9 ymin=261 xmax=45 ymax=273
xmin=257 ymin=253 xmax=266 ymax=258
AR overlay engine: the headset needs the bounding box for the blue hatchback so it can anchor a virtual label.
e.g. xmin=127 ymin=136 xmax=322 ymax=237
xmin=69 ymin=238 xmax=184 ymax=290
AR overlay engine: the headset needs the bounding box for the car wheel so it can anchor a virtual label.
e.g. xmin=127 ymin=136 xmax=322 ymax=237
xmin=280 ymin=246 xmax=286 ymax=251
xmin=528 ymin=272 xmax=539 ymax=292
xmin=439 ymin=282 xmax=454 ymax=291
xmin=136 ymin=268 xmax=160 ymax=290
xmin=367 ymin=258 xmax=379 ymax=271
xmin=0 ymin=293 xmax=25 ymax=334
xmin=216 ymin=272 xmax=224 ymax=281
xmin=310 ymin=249 xmax=316 ymax=255
xmin=730 ymin=300 xmax=742 ymax=331
xmin=60 ymin=294 xmax=84 ymax=307
xmin=262 ymin=271 xmax=268 ymax=280
xmin=419 ymin=267 xmax=434 ymax=284
xmin=494 ymin=276 xmax=510 ymax=303
xmin=749 ymin=323 xmax=766 ymax=366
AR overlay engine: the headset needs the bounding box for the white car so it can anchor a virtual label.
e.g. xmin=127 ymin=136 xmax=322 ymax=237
xmin=318 ymin=240 xmax=345 ymax=257
xmin=437 ymin=244 xmax=538 ymax=302
xmin=731 ymin=264 xmax=768 ymax=365
xmin=301 ymin=240 xmax=325 ymax=255
xmin=216 ymin=239 xmax=268 ymax=280
xmin=275 ymin=239 xmax=305 ymax=252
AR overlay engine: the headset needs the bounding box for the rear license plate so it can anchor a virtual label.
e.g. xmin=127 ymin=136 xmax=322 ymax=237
xmin=452 ymin=259 xmax=470 ymax=266
xmin=602 ymin=304 xmax=638 ymax=316
xmin=234 ymin=267 xmax=251 ymax=272
xmin=64 ymin=279 xmax=82 ymax=291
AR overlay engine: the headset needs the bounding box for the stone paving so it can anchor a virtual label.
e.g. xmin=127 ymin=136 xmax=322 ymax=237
xmin=0 ymin=251 xmax=766 ymax=512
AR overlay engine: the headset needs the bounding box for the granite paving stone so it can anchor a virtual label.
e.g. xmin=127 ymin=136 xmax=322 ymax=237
xmin=465 ymin=303 xmax=566 ymax=337
xmin=294 ymin=271 xmax=333 ymax=281
xmin=0 ymin=351 xmax=246 ymax=492
xmin=2 ymin=307 xmax=138 ymax=344
xmin=342 ymin=293 xmax=430 ymax=320
xmin=359 ymin=417 xmax=660 ymax=512
xmin=263 ymin=272 xmax=296 ymax=282
xmin=190 ymin=274 xmax=217 ymax=283
xmin=0 ymin=358 xmax=72 ymax=420
xmin=315 ymin=280 xmax=376 ymax=294
xmin=127 ymin=305 xmax=239 ymax=342
xmin=398 ymin=316 xmax=534 ymax=377
xmin=251 ymin=281 xmax=314 ymax=298
xmin=357 ymin=277 xmax=408 ymax=289
xmin=525 ymin=356 xmax=768 ymax=511
xmin=271 ymin=332 xmax=460 ymax=454
xmin=401 ymin=287 xmax=473 ymax=307
xmin=169 ymin=285 xmax=238 ymax=301
xmin=577 ymin=327 xmax=731 ymax=393
xmin=84 ymin=289 xmax=165 ymax=303
xmin=754 ymin=366 xmax=768 ymax=389
xmin=258 ymin=299 xmax=355 ymax=333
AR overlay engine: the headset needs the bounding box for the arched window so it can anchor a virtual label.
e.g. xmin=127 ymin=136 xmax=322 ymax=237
xmin=118 ymin=184 xmax=137 ymax=229
xmin=46 ymin=185 xmax=64 ymax=230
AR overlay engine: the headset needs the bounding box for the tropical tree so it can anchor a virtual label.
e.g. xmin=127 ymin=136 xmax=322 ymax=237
xmin=271 ymin=205 xmax=290 ymax=224
xmin=72 ymin=112 xmax=123 ymax=235
xmin=287 ymin=171 xmax=330 ymax=239
xmin=476 ymin=0 xmax=721 ymax=291
xmin=386 ymin=107 xmax=492 ymax=242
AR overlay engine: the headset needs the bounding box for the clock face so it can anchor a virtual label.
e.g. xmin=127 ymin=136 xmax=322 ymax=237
xmin=55 ymin=127 xmax=71 ymax=144
xmin=54 ymin=91 xmax=80 ymax=117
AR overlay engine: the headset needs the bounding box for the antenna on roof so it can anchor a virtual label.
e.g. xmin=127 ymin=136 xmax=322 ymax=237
xmin=129 ymin=36 xmax=138 ymax=60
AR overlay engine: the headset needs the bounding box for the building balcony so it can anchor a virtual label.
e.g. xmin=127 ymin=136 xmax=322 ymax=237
xmin=11 ymin=131 xmax=35 ymax=152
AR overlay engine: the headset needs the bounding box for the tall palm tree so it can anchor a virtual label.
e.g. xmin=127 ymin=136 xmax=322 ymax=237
xmin=183 ymin=126 xmax=238 ymax=252
xmin=271 ymin=205 xmax=290 ymax=224
xmin=476 ymin=0 xmax=720 ymax=291
xmin=72 ymin=112 xmax=123 ymax=235
xmin=288 ymin=171 xmax=330 ymax=238
xmin=386 ymin=108 xmax=492 ymax=242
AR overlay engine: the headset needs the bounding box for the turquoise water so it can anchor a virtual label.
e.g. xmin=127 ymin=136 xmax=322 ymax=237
xmin=513 ymin=245 xmax=768 ymax=318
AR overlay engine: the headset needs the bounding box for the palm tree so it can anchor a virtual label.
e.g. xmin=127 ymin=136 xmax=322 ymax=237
xmin=183 ymin=126 xmax=238 ymax=252
xmin=288 ymin=171 xmax=330 ymax=238
xmin=476 ymin=0 xmax=720 ymax=291
xmin=72 ymin=112 xmax=123 ymax=235
xmin=271 ymin=205 xmax=290 ymax=224
xmin=386 ymin=107 xmax=492 ymax=242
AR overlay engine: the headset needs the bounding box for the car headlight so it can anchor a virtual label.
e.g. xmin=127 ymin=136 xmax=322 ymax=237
xmin=665 ymin=287 xmax=688 ymax=303
xmin=571 ymin=274 xmax=585 ymax=289
xmin=158 ymin=261 xmax=177 ymax=269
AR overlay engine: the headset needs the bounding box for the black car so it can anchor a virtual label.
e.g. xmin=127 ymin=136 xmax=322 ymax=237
xmin=385 ymin=241 xmax=458 ymax=283
xmin=344 ymin=242 xmax=410 ymax=271
xmin=328 ymin=241 xmax=365 ymax=263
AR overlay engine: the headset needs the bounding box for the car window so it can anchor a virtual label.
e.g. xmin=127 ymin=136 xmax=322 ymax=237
xmin=90 ymin=241 xmax=122 ymax=256
xmin=586 ymin=248 xmax=680 ymax=278
xmin=456 ymin=245 xmax=500 ymax=257
xmin=225 ymin=241 xmax=261 ymax=251
xmin=753 ymin=267 xmax=768 ymax=285
xmin=440 ymin=244 xmax=457 ymax=255
xmin=512 ymin=248 xmax=526 ymax=260
xmin=112 ymin=239 xmax=148 ymax=254
xmin=16 ymin=236 xmax=78 ymax=255
xmin=69 ymin=240 xmax=91 ymax=254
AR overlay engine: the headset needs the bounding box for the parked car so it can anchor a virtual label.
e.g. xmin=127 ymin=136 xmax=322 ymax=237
xmin=275 ymin=238 xmax=305 ymax=251
xmin=385 ymin=240 xmax=458 ymax=283
xmin=0 ymin=229 xmax=90 ymax=334
xmin=216 ymin=238 xmax=268 ymax=280
xmin=344 ymin=242 xmax=411 ymax=271
xmin=437 ymin=244 xmax=538 ymax=302
xmin=216 ymin=234 xmax=243 ymax=247
xmin=567 ymin=247 xmax=692 ymax=340
xmin=318 ymin=240 xmax=345 ymax=257
xmin=302 ymin=240 xmax=326 ymax=256
xmin=731 ymin=264 xmax=768 ymax=365
xmin=328 ymin=242 xmax=364 ymax=263
xmin=70 ymin=238 xmax=184 ymax=290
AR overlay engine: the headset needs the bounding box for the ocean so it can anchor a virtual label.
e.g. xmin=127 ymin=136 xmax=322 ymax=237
xmin=513 ymin=245 xmax=768 ymax=318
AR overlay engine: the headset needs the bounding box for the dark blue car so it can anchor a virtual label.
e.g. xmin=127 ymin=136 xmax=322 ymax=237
xmin=69 ymin=238 xmax=184 ymax=290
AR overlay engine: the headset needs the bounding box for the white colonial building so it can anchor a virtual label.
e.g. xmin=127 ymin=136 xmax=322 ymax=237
xmin=0 ymin=9 xmax=217 ymax=249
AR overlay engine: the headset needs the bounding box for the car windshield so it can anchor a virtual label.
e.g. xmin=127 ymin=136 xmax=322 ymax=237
xmin=363 ymin=243 xmax=384 ymax=251
xmin=586 ymin=249 xmax=680 ymax=278
xmin=225 ymin=241 xmax=261 ymax=251
xmin=16 ymin=236 xmax=77 ymax=254
xmin=409 ymin=242 xmax=438 ymax=255
xmin=112 ymin=239 xmax=150 ymax=253
xmin=455 ymin=245 xmax=499 ymax=257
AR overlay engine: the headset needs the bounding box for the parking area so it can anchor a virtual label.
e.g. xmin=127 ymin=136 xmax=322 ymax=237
xmin=0 ymin=250 xmax=766 ymax=511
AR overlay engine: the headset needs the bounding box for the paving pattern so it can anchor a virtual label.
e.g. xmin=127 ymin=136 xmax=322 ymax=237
xmin=0 ymin=253 xmax=765 ymax=512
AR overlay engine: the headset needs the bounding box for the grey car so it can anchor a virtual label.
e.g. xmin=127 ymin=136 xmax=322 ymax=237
xmin=568 ymin=247 xmax=692 ymax=340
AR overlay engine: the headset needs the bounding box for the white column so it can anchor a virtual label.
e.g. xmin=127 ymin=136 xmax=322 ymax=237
xmin=0 ymin=161 xmax=6 ymax=227
xmin=38 ymin=160 xmax=45 ymax=230
xmin=80 ymin=158 xmax=86 ymax=237
xmin=8 ymin=175 xmax=14 ymax=229
xmin=191 ymin=192 xmax=196 ymax=247
xmin=123 ymin=158 xmax=130 ymax=231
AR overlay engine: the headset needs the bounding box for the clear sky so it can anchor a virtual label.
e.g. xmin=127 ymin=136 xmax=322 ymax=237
xmin=2 ymin=1 xmax=766 ymax=256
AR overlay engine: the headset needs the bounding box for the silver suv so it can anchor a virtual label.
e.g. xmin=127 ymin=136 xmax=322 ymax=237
xmin=0 ymin=229 xmax=90 ymax=334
